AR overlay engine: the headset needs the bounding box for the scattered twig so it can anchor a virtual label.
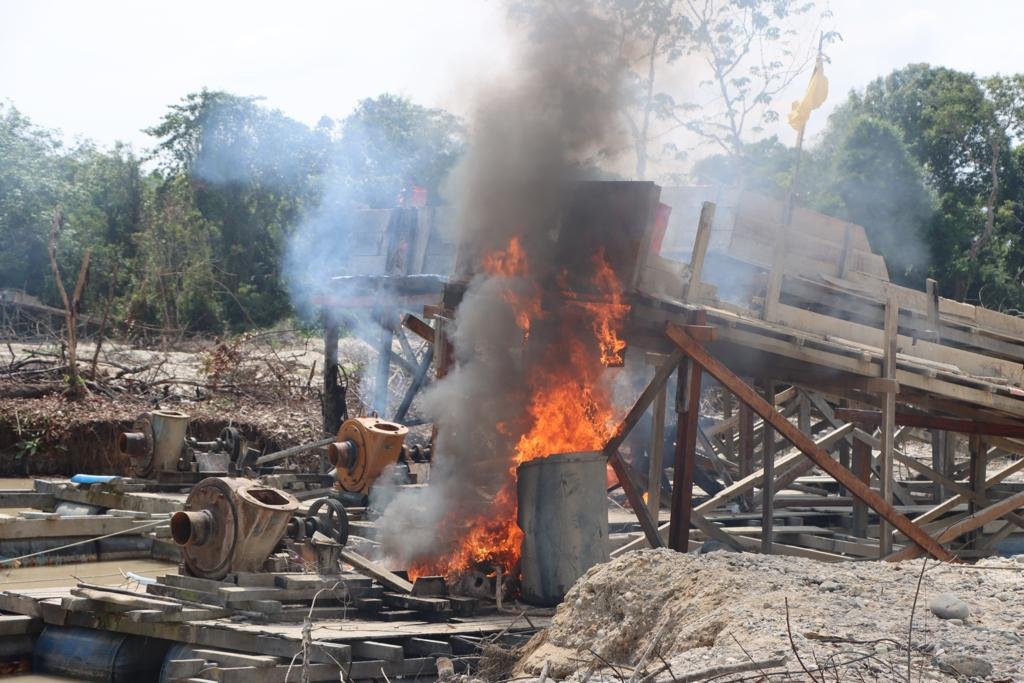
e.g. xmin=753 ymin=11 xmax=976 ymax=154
xmin=907 ymin=558 xmax=928 ymax=683
xmin=785 ymin=597 xmax=822 ymax=683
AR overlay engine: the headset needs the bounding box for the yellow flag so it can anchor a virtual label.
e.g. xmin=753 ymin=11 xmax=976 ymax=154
xmin=787 ymin=57 xmax=829 ymax=132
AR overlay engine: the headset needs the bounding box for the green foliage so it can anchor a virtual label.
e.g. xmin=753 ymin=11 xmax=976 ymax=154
xmin=335 ymin=94 xmax=466 ymax=208
xmin=1 ymin=90 xmax=465 ymax=337
xmin=696 ymin=63 xmax=1024 ymax=311
xmin=824 ymin=116 xmax=935 ymax=286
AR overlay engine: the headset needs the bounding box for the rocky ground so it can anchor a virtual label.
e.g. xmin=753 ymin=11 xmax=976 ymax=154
xmin=511 ymin=549 xmax=1024 ymax=682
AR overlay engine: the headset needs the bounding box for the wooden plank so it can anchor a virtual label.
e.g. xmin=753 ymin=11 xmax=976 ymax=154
xmin=911 ymin=455 xmax=1024 ymax=526
xmin=760 ymin=379 xmax=776 ymax=554
xmin=0 ymin=491 xmax=55 ymax=508
xmin=648 ymin=369 xmax=667 ymax=516
xmin=0 ymin=614 xmax=42 ymax=635
xmin=665 ymin=322 xmax=955 ymax=562
xmin=774 ymin=301 xmax=1024 ymax=386
xmin=70 ymin=587 xmax=183 ymax=613
xmin=668 ymin=358 xmax=701 ymax=551
xmin=608 ymin=450 xmax=664 ymax=548
xmin=603 ymin=350 xmax=683 ymax=454
xmin=611 ymin=423 xmax=854 ymax=556
xmin=851 ymin=439 xmax=870 ymax=537
xmin=402 ymin=314 xmax=435 ymax=344
xmin=887 ymin=490 xmax=1024 ymax=561
xmin=191 ymin=649 xmax=281 ymax=668
xmin=968 ymin=434 xmax=987 ymax=549
xmin=340 ymin=548 xmax=413 ymax=593
xmin=404 ymin=637 xmax=452 ymax=657
xmin=49 ymin=484 xmax=183 ymax=514
xmin=683 ymin=202 xmax=715 ymax=302
xmin=738 ymin=401 xmax=754 ymax=510
xmin=879 ymin=295 xmax=898 ymax=556
xmin=835 ymin=409 xmax=1024 ymax=437
xmin=0 ymin=515 xmax=156 ymax=540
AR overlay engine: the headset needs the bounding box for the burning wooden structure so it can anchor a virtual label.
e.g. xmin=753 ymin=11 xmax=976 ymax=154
xmin=318 ymin=180 xmax=1024 ymax=567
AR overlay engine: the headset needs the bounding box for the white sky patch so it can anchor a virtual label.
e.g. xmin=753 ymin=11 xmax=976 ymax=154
xmin=2 ymin=0 xmax=1022 ymax=160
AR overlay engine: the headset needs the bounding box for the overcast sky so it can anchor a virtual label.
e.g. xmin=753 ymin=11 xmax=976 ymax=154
xmin=3 ymin=0 xmax=1024 ymax=157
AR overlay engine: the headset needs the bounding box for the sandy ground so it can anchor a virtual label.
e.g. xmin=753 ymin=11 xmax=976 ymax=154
xmin=516 ymin=549 xmax=1024 ymax=681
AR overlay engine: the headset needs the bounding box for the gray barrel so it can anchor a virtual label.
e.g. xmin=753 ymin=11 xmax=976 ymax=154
xmin=33 ymin=626 xmax=171 ymax=681
xmin=517 ymin=451 xmax=609 ymax=606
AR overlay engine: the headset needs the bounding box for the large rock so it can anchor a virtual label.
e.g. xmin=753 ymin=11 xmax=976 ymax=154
xmin=939 ymin=654 xmax=993 ymax=678
xmin=928 ymin=592 xmax=970 ymax=620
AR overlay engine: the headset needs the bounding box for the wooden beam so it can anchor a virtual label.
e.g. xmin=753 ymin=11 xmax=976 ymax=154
xmin=835 ymin=408 xmax=1024 ymax=437
xmin=647 ymin=376 xmax=668 ymax=517
xmin=683 ymin=202 xmax=716 ymax=303
xmin=760 ymin=379 xmax=776 ymax=554
xmin=968 ymin=434 xmax=987 ymax=549
xmin=911 ymin=455 xmax=1024 ymax=526
xmin=886 ymin=490 xmax=1024 ymax=562
xmin=738 ymin=401 xmax=754 ymax=511
xmin=401 ymin=314 xmax=435 ymax=344
xmin=610 ymin=423 xmax=855 ymax=557
xmin=664 ymin=322 xmax=955 ymax=562
xmin=608 ymin=450 xmax=664 ymax=548
xmin=603 ymin=350 xmax=684 ymax=455
xmin=669 ymin=359 xmax=701 ymax=551
xmin=879 ymin=295 xmax=898 ymax=556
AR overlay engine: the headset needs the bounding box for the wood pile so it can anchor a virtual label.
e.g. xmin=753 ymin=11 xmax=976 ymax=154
xmin=0 ymin=568 xmax=543 ymax=682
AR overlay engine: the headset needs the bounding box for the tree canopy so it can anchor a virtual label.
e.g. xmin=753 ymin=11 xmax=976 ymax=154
xmin=0 ymin=91 xmax=465 ymax=336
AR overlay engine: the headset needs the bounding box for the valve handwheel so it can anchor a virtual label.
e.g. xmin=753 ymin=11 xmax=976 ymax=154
xmin=306 ymin=497 xmax=349 ymax=546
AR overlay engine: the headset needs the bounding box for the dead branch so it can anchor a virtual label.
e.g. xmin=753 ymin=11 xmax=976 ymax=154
xmin=47 ymin=209 xmax=92 ymax=399
xmin=90 ymin=261 xmax=119 ymax=378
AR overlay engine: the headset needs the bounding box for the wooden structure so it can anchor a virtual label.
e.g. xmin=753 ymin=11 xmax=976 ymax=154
xmin=320 ymin=183 xmax=1024 ymax=562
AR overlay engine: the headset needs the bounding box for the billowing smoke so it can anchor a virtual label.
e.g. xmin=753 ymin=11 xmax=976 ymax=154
xmin=373 ymin=7 xmax=629 ymax=565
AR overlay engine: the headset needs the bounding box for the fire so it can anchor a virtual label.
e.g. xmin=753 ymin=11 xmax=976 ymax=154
xmin=579 ymin=249 xmax=629 ymax=366
xmin=481 ymin=236 xmax=541 ymax=338
xmin=410 ymin=237 xmax=628 ymax=581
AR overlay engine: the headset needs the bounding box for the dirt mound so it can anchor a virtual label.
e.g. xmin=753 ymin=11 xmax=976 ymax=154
xmin=516 ymin=548 xmax=1024 ymax=681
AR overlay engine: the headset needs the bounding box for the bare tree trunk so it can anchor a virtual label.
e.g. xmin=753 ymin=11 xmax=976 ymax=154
xmin=90 ymin=261 xmax=119 ymax=378
xmin=48 ymin=209 xmax=92 ymax=400
xmin=958 ymin=137 xmax=1002 ymax=300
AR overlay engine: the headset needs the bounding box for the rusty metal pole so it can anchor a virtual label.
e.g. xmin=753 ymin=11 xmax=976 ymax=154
xmin=668 ymin=357 xmax=701 ymax=552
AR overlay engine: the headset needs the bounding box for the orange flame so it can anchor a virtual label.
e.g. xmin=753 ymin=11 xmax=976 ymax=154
xmin=481 ymin=236 xmax=541 ymax=339
xmin=411 ymin=238 xmax=628 ymax=580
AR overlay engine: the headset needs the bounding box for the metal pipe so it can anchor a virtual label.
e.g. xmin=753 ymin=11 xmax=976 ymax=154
xmin=253 ymin=436 xmax=336 ymax=466
xmin=327 ymin=440 xmax=358 ymax=469
xmin=119 ymin=432 xmax=148 ymax=457
xmin=170 ymin=510 xmax=212 ymax=546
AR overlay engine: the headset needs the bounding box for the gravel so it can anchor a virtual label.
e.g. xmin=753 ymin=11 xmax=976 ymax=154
xmin=515 ymin=548 xmax=1024 ymax=681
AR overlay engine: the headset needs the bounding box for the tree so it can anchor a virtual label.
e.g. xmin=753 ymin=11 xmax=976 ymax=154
xmin=512 ymin=0 xmax=833 ymax=180
xmin=677 ymin=1 xmax=835 ymax=162
xmin=333 ymin=94 xmax=466 ymax=208
xmin=146 ymin=90 xmax=325 ymax=329
xmin=822 ymin=116 xmax=935 ymax=286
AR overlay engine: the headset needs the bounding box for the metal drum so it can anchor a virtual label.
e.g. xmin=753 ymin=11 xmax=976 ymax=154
xmin=517 ymin=451 xmax=609 ymax=606
xmin=33 ymin=626 xmax=171 ymax=681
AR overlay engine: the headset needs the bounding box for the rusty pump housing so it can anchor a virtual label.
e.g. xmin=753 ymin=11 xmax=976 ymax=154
xmin=171 ymin=477 xmax=300 ymax=580
xmin=328 ymin=417 xmax=409 ymax=495
xmin=119 ymin=410 xmax=248 ymax=481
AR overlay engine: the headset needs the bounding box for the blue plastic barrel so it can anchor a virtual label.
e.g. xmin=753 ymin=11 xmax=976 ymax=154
xmin=33 ymin=626 xmax=171 ymax=682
